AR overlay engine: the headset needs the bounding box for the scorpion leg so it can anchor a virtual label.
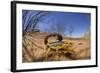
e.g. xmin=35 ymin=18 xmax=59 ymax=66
xmin=56 ymin=49 xmax=60 ymax=60
xmin=45 ymin=48 xmax=51 ymax=61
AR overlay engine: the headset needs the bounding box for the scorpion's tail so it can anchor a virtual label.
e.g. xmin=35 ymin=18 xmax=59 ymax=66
xmin=44 ymin=33 xmax=63 ymax=45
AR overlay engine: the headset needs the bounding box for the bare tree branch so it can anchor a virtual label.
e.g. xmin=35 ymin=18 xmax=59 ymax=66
xmin=23 ymin=11 xmax=49 ymax=32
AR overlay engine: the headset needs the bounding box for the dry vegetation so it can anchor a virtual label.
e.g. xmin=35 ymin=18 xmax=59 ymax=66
xmin=22 ymin=32 xmax=91 ymax=63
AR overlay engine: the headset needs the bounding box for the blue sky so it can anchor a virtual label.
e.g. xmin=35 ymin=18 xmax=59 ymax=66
xmin=23 ymin=10 xmax=91 ymax=37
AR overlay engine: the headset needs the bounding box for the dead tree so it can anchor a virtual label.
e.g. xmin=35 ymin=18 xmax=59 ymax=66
xmin=50 ymin=18 xmax=66 ymax=36
xmin=23 ymin=11 xmax=49 ymax=33
xmin=68 ymin=24 xmax=74 ymax=37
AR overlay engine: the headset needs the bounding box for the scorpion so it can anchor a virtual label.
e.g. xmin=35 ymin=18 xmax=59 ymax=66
xmin=44 ymin=33 xmax=75 ymax=61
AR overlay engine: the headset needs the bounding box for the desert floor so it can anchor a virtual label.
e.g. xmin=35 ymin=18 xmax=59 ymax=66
xmin=22 ymin=32 xmax=91 ymax=63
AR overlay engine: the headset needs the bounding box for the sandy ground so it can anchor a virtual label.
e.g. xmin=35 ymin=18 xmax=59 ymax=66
xmin=22 ymin=32 xmax=91 ymax=63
